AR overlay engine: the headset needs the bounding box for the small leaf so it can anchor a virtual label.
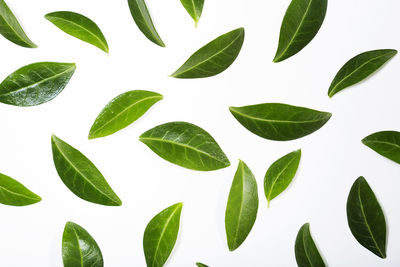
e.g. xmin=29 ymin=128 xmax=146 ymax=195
xmin=180 ymin=0 xmax=204 ymax=27
xmin=171 ymin=28 xmax=244 ymax=78
xmin=0 ymin=62 xmax=76 ymax=106
xmin=347 ymin=177 xmax=387 ymax=258
xmin=295 ymin=223 xmax=326 ymax=267
xmin=127 ymin=0 xmax=165 ymax=47
xmin=328 ymin=49 xmax=397 ymax=97
xmin=0 ymin=0 xmax=37 ymax=48
xmin=62 ymin=221 xmax=104 ymax=267
xmin=362 ymin=131 xmax=400 ymax=165
xmin=143 ymin=203 xmax=183 ymax=267
xmin=45 ymin=11 xmax=109 ymax=53
xmin=273 ymin=0 xmax=327 ymax=62
xmin=225 ymin=160 xmax=258 ymax=251
xmin=89 ymin=90 xmax=162 ymax=139
xmin=0 ymin=172 xmax=41 ymax=206
xmin=51 ymin=135 xmax=122 ymax=206
xmin=196 ymin=263 xmax=209 ymax=267
xmin=140 ymin=121 xmax=230 ymax=171
xmin=264 ymin=149 xmax=301 ymax=207
xmin=229 ymin=103 xmax=331 ymax=141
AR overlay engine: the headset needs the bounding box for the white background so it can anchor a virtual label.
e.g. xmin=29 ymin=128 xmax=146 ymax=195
xmin=0 ymin=0 xmax=399 ymax=266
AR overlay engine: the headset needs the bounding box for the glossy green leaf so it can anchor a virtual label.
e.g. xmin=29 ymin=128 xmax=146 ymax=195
xmin=140 ymin=121 xmax=230 ymax=171
xmin=264 ymin=149 xmax=301 ymax=207
xmin=0 ymin=172 xmax=41 ymax=206
xmin=196 ymin=263 xmax=209 ymax=267
xmin=328 ymin=49 xmax=397 ymax=97
xmin=51 ymin=135 xmax=122 ymax=206
xmin=127 ymin=0 xmax=165 ymax=47
xmin=273 ymin=0 xmax=327 ymax=62
xmin=143 ymin=203 xmax=183 ymax=267
xmin=0 ymin=0 xmax=36 ymax=48
xmin=0 ymin=62 xmax=76 ymax=106
xmin=180 ymin=0 xmax=204 ymax=27
xmin=295 ymin=223 xmax=326 ymax=267
xmin=62 ymin=221 xmax=103 ymax=267
xmin=89 ymin=90 xmax=162 ymax=139
xmin=225 ymin=160 xmax=258 ymax=251
xmin=347 ymin=177 xmax=386 ymax=258
xmin=229 ymin=103 xmax=331 ymax=141
xmin=362 ymin=131 xmax=400 ymax=165
xmin=45 ymin=11 xmax=109 ymax=53
xmin=171 ymin=28 xmax=244 ymax=78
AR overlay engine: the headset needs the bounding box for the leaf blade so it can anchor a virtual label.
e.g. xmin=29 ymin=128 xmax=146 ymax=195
xmin=180 ymin=0 xmax=204 ymax=26
xmin=362 ymin=131 xmax=400 ymax=165
xmin=196 ymin=263 xmax=209 ymax=267
xmin=0 ymin=172 xmax=41 ymax=206
xmin=295 ymin=223 xmax=326 ymax=267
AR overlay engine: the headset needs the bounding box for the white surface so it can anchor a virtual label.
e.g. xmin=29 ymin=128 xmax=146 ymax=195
xmin=0 ymin=0 xmax=399 ymax=266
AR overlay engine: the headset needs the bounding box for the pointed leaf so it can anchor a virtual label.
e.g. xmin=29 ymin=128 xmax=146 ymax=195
xmin=0 ymin=172 xmax=41 ymax=206
xmin=295 ymin=223 xmax=326 ymax=267
xmin=362 ymin=131 xmax=400 ymax=165
xmin=180 ymin=0 xmax=204 ymax=26
xmin=196 ymin=263 xmax=209 ymax=267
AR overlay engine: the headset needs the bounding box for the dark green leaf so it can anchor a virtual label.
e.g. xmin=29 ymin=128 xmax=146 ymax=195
xmin=295 ymin=223 xmax=326 ymax=267
xmin=140 ymin=121 xmax=230 ymax=171
xmin=362 ymin=131 xmax=400 ymax=165
xmin=143 ymin=203 xmax=183 ymax=267
xmin=225 ymin=160 xmax=258 ymax=251
xmin=89 ymin=90 xmax=162 ymax=139
xmin=45 ymin=11 xmax=109 ymax=53
xmin=196 ymin=263 xmax=209 ymax=267
xmin=171 ymin=28 xmax=244 ymax=78
xmin=180 ymin=0 xmax=204 ymax=27
xmin=328 ymin=49 xmax=397 ymax=97
xmin=347 ymin=177 xmax=386 ymax=258
xmin=273 ymin=0 xmax=327 ymax=62
xmin=51 ymin=135 xmax=122 ymax=206
xmin=0 ymin=172 xmax=41 ymax=206
xmin=229 ymin=103 xmax=331 ymax=141
xmin=0 ymin=62 xmax=76 ymax=106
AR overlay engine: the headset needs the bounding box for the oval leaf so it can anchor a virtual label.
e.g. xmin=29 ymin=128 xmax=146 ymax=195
xmin=0 ymin=0 xmax=37 ymax=48
xmin=196 ymin=263 xmax=209 ymax=267
xmin=62 ymin=221 xmax=104 ymax=267
xmin=143 ymin=203 xmax=183 ymax=267
xmin=229 ymin=103 xmax=331 ymax=141
xmin=180 ymin=0 xmax=204 ymax=27
xmin=89 ymin=90 xmax=162 ymax=139
xmin=273 ymin=0 xmax=327 ymax=62
xmin=264 ymin=149 xmax=301 ymax=207
xmin=295 ymin=223 xmax=326 ymax=267
xmin=0 ymin=62 xmax=76 ymax=106
xmin=140 ymin=121 xmax=230 ymax=171
xmin=362 ymin=131 xmax=400 ymax=165
xmin=45 ymin=11 xmax=109 ymax=53
xmin=171 ymin=28 xmax=245 ymax=78
xmin=0 ymin=172 xmax=41 ymax=206
xmin=346 ymin=177 xmax=387 ymax=258
xmin=128 ymin=0 xmax=165 ymax=47
xmin=328 ymin=49 xmax=397 ymax=97
xmin=51 ymin=135 xmax=122 ymax=206
xmin=225 ymin=160 xmax=258 ymax=251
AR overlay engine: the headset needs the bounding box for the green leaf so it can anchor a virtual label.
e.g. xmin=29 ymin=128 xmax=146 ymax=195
xmin=264 ymin=149 xmax=301 ymax=207
xmin=62 ymin=221 xmax=104 ymax=267
xmin=45 ymin=11 xmax=109 ymax=53
xmin=229 ymin=103 xmax=331 ymax=141
xmin=295 ymin=223 xmax=326 ymax=267
xmin=180 ymin=0 xmax=204 ymax=27
xmin=0 ymin=172 xmax=41 ymax=206
xmin=171 ymin=28 xmax=244 ymax=78
xmin=273 ymin=0 xmax=327 ymax=62
xmin=0 ymin=0 xmax=37 ymax=48
xmin=196 ymin=263 xmax=209 ymax=267
xmin=0 ymin=62 xmax=76 ymax=106
xmin=127 ymin=0 xmax=165 ymax=47
xmin=89 ymin=90 xmax=162 ymax=139
xmin=143 ymin=203 xmax=183 ymax=267
xmin=140 ymin=121 xmax=230 ymax=171
xmin=51 ymin=135 xmax=122 ymax=206
xmin=225 ymin=160 xmax=258 ymax=251
xmin=346 ymin=177 xmax=387 ymax=258
xmin=328 ymin=49 xmax=397 ymax=97
xmin=362 ymin=131 xmax=400 ymax=165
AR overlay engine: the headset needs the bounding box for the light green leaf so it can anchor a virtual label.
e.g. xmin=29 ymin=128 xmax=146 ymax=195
xmin=0 ymin=172 xmax=41 ymax=206
xmin=180 ymin=0 xmax=204 ymax=27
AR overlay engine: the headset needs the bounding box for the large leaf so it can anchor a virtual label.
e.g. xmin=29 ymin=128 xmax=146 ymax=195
xmin=273 ymin=0 xmax=327 ymax=62
xmin=62 ymin=221 xmax=104 ymax=267
xmin=143 ymin=203 xmax=183 ymax=267
xmin=295 ymin=223 xmax=326 ymax=267
xmin=229 ymin=103 xmax=331 ymax=141
xmin=225 ymin=160 xmax=258 ymax=251
xmin=127 ymin=0 xmax=165 ymax=47
xmin=0 ymin=62 xmax=76 ymax=106
xmin=89 ymin=90 xmax=162 ymax=139
xmin=51 ymin=135 xmax=122 ymax=206
xmin=180 ymin=0 xmax=204 ymax=27
xmin=346 ymin=177 xmax=386 ymax=258
xmin=0 ymin=0 xmax=36 ymax=48
xmin=0 ymin=172 xmax=41 ymax=206
xmin=140 ymin=121 xmax=230 ymax=171
xmin=171 ymin=28 xmax=244 ymax=78
xmin=362 ymin=131 xmax=400 ymax=165
xmin=45 ymin=11 xmax=109 ymax=53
